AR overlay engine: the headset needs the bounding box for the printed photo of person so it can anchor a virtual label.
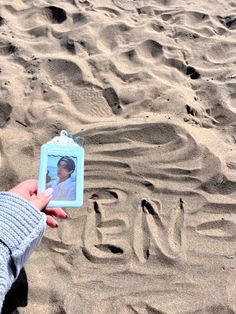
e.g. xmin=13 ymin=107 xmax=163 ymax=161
xmin=46 ymin=156 xmax=76 ymax=201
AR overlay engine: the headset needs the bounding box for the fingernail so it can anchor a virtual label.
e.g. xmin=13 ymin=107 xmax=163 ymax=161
xmin=43 ymin=188 xmax=53 ymax=197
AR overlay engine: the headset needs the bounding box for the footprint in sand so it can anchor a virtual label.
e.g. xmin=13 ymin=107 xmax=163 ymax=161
xmin=102 ymin=87 xmax=122 ymax=114
xmin=44 ymin=6 xmax=67 ymax=24
xmin=0 ymin=102 xmax=12 ymax=128
xmin=218 ymin=15 xmax=236 ymax=29
xmin=186 ymin=66 xmax=200 ymax=79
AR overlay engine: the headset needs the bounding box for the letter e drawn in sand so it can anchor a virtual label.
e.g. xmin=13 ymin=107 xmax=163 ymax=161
xmin=82 ymin=199 xmax=131 ymax=263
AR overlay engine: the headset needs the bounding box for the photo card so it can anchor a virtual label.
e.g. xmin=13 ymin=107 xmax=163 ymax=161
xmin=38 ymin=143 xmax=84 ymax=208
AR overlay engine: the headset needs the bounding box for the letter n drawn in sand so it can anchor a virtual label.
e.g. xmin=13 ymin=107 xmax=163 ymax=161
xmin=82 ymin=199 xmax=131 ymax=263
xmin=133 ymin=199 xmax=184 ymax=264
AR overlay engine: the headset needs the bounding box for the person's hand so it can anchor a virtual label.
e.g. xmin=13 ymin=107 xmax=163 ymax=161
xmin=9 ymin=179 xmax=68 ymax=228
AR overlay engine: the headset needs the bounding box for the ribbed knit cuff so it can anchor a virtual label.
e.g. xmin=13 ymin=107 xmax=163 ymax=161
xmin=0 ymin=242 xmax=14 ymax=311
xmin=0 ymin=192 xmax=46 ymax=277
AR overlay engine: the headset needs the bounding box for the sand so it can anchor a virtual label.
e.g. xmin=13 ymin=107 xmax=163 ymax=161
xmin=0 ymin=0 xmax=235 ymax=313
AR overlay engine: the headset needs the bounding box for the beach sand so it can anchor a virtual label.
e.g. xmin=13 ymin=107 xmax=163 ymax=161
xmin=0 ymin=0 xmax=236 ymax=313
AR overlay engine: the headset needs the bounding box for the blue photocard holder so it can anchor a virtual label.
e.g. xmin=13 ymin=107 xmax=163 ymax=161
xmin=38 ymin=130 xmax=84 ymax=208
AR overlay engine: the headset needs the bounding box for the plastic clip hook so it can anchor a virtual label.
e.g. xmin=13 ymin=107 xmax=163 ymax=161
xmin=62 ymin=130 xmax=85 ymax=147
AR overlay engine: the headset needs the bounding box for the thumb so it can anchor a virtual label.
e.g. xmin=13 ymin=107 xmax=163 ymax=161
xmin=31 ymin=188 xmax=53 ymax=210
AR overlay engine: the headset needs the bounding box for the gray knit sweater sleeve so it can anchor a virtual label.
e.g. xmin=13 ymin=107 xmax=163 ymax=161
xmin=0 ymin=192 xmax=46 ymax=311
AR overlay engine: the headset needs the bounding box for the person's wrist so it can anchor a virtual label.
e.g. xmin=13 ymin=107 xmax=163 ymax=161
xmin=0 ymin=192 xmax=46 ymax=252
